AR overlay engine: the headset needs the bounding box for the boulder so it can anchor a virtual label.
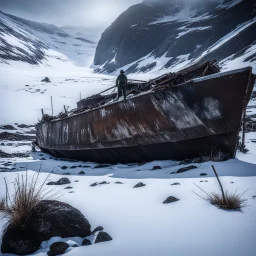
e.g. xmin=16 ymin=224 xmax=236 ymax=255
xmin=78 ymin=171 xmax=85 ymax=175
xmin=47 ymin=178 xmax=71 ymax=186
xmin=1 ymin=200 xmax=91 ymax=255
xmin=41 ymin=77 xmax=51 ymax=83
xmin=177 ymin=165 xmax=197 ymax=173
xmin=48 ymin=242 xmax=69 ymax=255
xmin=95 ymin=232 xmax=112 ymax=244
xmin=163 ymin=196 xmax=180 ymax=204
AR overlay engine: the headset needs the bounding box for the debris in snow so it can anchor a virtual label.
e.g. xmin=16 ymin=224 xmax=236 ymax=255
xmin=176 ymin=165 xmax=197 ymax=173
xmin=115 ymin=181 xmax=123 ymax=184
xmin=70 ymin=166 xmax=77 ymax=169
xmin=99 ymin=181 xmax=110 ymax=185
xmin=200 ymin=173 xmax=208 ymax=176
xmin=200 ymin=180 xmax=208 ymax=183
xmin=47 ymin=178 xmax=71 ymax=185
xmin=48 ymin=242 xmax=69 ymax=256
xmin=82 ymin=239 xmax=92 ymax=246
xmin=61 ymin=166 xmax=68 ymax=170
xmin=78 ymin=171 xmax=85 ymax=175
xmin=152 ymin=166 xmax=162 ymax=170
xmin=95 ymin=232 xmax=113 ymax=244
xmin=90 ymin=182 xmax=99 ymax=187
xmin=133 ymin=182 xmax=146 ymax=188
xmin=91 ymin=226 xmax=104 ymax=235
xmin=163 ymin=196 xmax=180 ymax=204
xmin=0 ymin=125 xmax=16 ymax=130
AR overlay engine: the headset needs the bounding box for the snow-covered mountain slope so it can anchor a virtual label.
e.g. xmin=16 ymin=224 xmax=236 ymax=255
xmin=93 ymin=0 xmax=256 ymax=74
xmin=0 ymin=11 xmax=100 ymax=67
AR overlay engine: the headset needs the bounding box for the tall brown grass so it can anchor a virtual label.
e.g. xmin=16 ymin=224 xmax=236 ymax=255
xmin=194 ymin=165 xmax=247 ymax=210
xmin=0 ymin=166 xmax=59 ymax=227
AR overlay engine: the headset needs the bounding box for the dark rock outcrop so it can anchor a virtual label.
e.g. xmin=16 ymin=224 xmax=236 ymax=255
xmin=94 ymin=0 xmax=256 ymax=74
xmin=91 ymin=226 xmax=104 ymax=235
xmin=152 ymin=166 xmax=162 ymax=170
xmin=95 ymin=232 xmax=113 ymax=244
xmin=1 ymin=200 xmax=91 ymax=255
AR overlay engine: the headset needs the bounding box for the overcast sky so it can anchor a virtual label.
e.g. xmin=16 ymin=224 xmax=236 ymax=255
xmin=0 ymin=0 xmax=142 ymax=29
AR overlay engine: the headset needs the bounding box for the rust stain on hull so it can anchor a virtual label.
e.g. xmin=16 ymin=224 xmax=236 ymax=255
xmin=36 ymin=66 xmax=255 ymax=163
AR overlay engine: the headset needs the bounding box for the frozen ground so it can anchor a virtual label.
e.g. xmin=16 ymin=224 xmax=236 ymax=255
xmin=0 ymin=55 xmax=256 ymax=256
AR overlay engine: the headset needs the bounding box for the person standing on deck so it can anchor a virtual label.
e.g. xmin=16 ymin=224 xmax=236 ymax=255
xmin=116 ymin=70 xmax=127 ymax=101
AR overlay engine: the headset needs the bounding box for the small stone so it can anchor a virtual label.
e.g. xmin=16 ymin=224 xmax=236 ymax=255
xmin=170 ymin=172 xmax=176 ymax=174
xmin=90 ymin=182 xmax=98 ymax=187
xmin=163 ymin=196 xmax=180 ymax=204
xmin=77 ymin=165 xmax=82 ymax=168
xmin=91 ymin=226 xmax=104 ymax=235
xmin=25 ymin=85 xmax=29 ymax=87
xmin=83 ymin=165 xmax=90 ymax=168
xmin=40 ymin=158 xmax=46 ymax=160
xmin=133 ymin=182 xmax=146 ymax=188
xmin=71 ymin=244 xmax=79 ymax=248
xmin=115 ymin=181 xmax=123 ymax=184
xmin=171 ymin=182 xmax=180 ymax=186
xmin=95 ymin=232 xmax=112 ymax=244
xmin=61 ymin=166 xmax=68 ymax=170
xmin=70 ymin=166 xmax=77 ymax=169
xmin=177 ymin=165 xmax=197 ymax=173
xmin=47 ymin=178 xmax=71 ymax=185
xmin=69 ymin=191 xmax=75 ymax=194
xmin=230 ymin=181 xmax=234 ymax=184
xmin=78 ymin=171 xmax=85 ymax=175
xmin=99 ymin=181 xmax=109 ymax=185
xmin=49 ymin=242 xmax=69 ymax=255
xmin=65 ymin=186 xmax=73 ymax=189
xmin=50 ymin=242 xmax=69 ymax=255
xmin=74 ymin=180 xmax=79 ymax=182
xmin=82 ymin=239 xmax=92 ymax=246
xmin=200 ymin=180 xmax=208 ymax=183
xmin=252 ymin=195 xmax=256 ymax=199
xmin=94 ymin=164 xmax=110 ymax=169
xmin=152 ymin=166 xmax=161 ymax=170
xmin=200 ymin=173 xmax=207 ymax=176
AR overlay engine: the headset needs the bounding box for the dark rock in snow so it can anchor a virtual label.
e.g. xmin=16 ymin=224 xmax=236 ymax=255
xmin=163 ymin=196 xmax=180 ymax=204
xmin=78 ymin=171 xmax=85 ymax=175
xmin=41 ymin=77 xmax=51 ymax=83
xmin=91 ymin=226 xmax=104 ymax=235
xmin=48 ymin=242 xmax=69 ymax=255
xmin=252 ymin=195 xmax=256 ymax=199
xmin=99 ymin=181 xmax=109 ymax=185
xmin=115 ymin=181 xmax=123 ymax=184
xmin=200 ymin=173 xmax=208 ymax=176
xmin=71 ymin=244 xmax=79 ymax=248
xmin=90 ymin=182 xmax=99 ymax=187
xmin=70 ymin=166 xmax=77 ymax=169
xmin=0 ymin=125 xmax=16 ymax=130
xmin=152 ymin=166 xmax=162 ymax=170
xmin=133 ymin=182 xmax=146 ymax=188
xmin=47 ymin=178 xmax=71 ymax=185
xmin=94 ymin=164 xmax=110 ymax=169
xmin=95 ymin=232 xmax=112 ymax=244
xmin=0 ymin=143 xmax=4 ymax=146
xmin=0 ymin=132 xmax=35 ymax=141
xmin=65 ymin=186 xmax=73 ymax=189
xmin=61 ymin=166 xmax=68 ymax=170
xmin=177 ymin=165 xmax=197 ymax=173
xmin=171 ymin=182 xmax=181 ymax=186
xmin=200 ymin=180 xmax=208 ymax=183
xmin=40 ymin=158 xmax=46 ymax=160
xmin=1 ymin=200 xmax=91 ymax=255
xmin=74 ymin=180 xmax=79 ymax=182
xmin=82 ymin=239 xmax=92 ymax=246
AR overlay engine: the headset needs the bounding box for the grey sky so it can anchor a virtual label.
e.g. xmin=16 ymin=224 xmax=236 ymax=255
xmin=0 ymin=0 xmax=142 ymax=28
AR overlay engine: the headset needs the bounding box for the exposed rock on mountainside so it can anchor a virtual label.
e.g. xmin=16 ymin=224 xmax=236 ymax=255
xmin=94 ymin=0 xmax=256 ymax=74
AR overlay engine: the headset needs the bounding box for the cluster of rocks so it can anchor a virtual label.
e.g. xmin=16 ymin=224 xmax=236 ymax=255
xmin=0 ymin=131 xmax=35 ymax=141
xmin=1 ymin=200 xmax=112 ymax=255
xmin=245 ymin=114 xmax=256 ymax=132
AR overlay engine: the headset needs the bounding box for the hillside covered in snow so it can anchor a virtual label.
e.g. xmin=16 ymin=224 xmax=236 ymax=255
xmin=93 ymin=0 xmax=256 ymax=74
xmin=0 ymin=11 xmax=100 ymax=68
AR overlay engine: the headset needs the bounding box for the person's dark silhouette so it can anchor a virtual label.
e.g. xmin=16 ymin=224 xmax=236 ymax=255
xmin=116 ymin=70 xmax=127 ymax=101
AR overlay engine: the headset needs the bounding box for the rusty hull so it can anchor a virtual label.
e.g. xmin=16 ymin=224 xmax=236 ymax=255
xmin=36 ymin=67 xmax=255 ymax=163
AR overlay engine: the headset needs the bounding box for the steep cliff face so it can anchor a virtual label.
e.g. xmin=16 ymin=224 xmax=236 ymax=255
xmin=93 ymin=0 xmax=256 ymax=74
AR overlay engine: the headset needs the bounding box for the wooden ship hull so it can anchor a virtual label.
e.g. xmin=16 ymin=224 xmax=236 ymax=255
xmin=36 ymin=63 xmax=255 ymax=163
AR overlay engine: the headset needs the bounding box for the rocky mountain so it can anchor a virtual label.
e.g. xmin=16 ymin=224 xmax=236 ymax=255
xmin=93 ymin=0 xmax=256 ymax=74
xmin=0 ymin=11 xmax=99 ymax=67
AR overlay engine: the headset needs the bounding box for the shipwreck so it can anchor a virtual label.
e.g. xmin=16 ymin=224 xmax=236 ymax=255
xmin=36 ymin=60 xmax=255 ymax=163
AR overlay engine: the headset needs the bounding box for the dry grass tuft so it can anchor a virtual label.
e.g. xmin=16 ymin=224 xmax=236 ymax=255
xmin=194 ymin=165 xmax=248 ymax=211
xmin=0 ymin=166 xmax=60 ymax=227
